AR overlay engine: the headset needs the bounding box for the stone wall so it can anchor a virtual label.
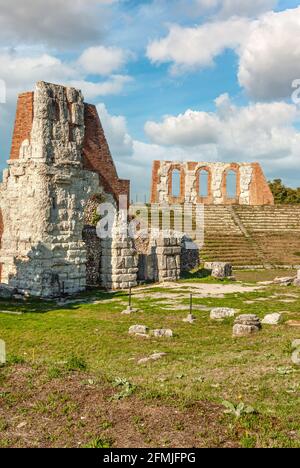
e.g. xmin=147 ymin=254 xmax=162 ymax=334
xmin=151 ymin=161 xmax=274 ymax=206
xmin=101 ymin=214 xmax=138 ymax=290
xmin=156 ymin=236 xmax=181 ymax=282
xmin=82 ymin=226 xmax=102 ymax=287
xmin=0 ymin=81 xmax=134 ymax=297
xmin=83 ymin=104 xmax=130 ymax=204
xmin=135 ymin=233 xmax=182 ymax=283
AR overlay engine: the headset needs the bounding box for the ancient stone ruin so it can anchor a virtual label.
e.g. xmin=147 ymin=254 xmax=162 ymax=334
xmin=151 ymin=161 xmax=274 ymax=205
xmin=1 ymin=80 xmax=299 ymax=299
xmin=0 ymin=81 xmax=184 ymax=298
xmin=0 ymin=81 xmax=137 ymax=298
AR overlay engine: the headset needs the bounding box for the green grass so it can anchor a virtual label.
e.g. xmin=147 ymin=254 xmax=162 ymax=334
xmin=1 ymin=272 xmax=300 ymax=447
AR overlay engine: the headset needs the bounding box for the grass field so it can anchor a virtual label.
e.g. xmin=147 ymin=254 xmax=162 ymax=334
xmin=0 ymin=270 xmax=300 ymax=448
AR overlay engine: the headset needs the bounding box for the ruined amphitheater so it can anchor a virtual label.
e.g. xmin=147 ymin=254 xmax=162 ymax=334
xmin=0 ymin=81 xmax=300 ymax=298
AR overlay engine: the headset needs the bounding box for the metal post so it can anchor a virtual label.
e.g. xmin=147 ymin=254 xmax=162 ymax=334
xmin=190 ymin=293 xmax=193 ymax=315
xmin=129 ymin=287 xmax=132 ymax=308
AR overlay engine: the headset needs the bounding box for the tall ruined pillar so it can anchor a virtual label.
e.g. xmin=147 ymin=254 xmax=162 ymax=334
xmin=101 ymin=212 xmax=138 ymax=290
xmin=0 ymin=81 xmax=134 ymax=297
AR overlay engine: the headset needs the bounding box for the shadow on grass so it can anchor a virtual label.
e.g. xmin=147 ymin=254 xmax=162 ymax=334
xmin=0 ymin=288 xmax=127 ymax=315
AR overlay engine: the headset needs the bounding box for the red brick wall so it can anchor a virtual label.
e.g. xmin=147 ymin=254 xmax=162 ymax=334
xmin=151 ymin=161 xmax=274 ymax=206
xmin=10 ymin=92 xmax=34 ymax=161
xmin=249 ymin=163 xmax=274 ymax=205
xmin=83 ymin=104 xmax=130 ymax=204
xmin=151 ymin=161 xmax=161 ymax=203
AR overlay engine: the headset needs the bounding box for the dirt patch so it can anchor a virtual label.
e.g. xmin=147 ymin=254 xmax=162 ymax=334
xmin=0 ymin=365 xmax=239 ymax=448
xmin=135 ymin=283 xmax=264 ymax=300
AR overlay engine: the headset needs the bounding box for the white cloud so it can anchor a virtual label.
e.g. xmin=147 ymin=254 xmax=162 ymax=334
xmin=147 ymin=17 xmax=251 ymax=73
xmin=0 ymin=0 xmax=115 ymax=48
xmin=195 ymin=0 xmax=276 ymax=18
xmin=147 ymin=6 xmax=300 ymax=100
xmin=0 ymin=51 xmax=74 ymax=99
xmin=94 ymin=96 xmax=300 ymax=197
xmin=0 ymin=49 xmax=132 ymax=102
xmin=238 ymin=7 xmax=300 ymax=100
xmin=71 ymin=76 xmax=133 ymax=100
xmin=96 ymin=103 xmax=133 ymax=156
xmin=144 ymin=94 xmax=300 ymax=167
xmin=78 ymin=45 xmax=130 ymax=76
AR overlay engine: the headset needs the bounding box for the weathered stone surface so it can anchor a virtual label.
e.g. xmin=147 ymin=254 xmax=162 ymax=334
xmin=211 ymin=263 xmax=233 ymax=279
xmin=262 ymin=313 xmax=283 ymax=325
xmin=0 ymin=284 xmax=15 ymax=299
xmin=210 ymin=308 xmax=237 ymax=320
xmin=151 ymin=161 xmax=274 ymax=206
xmin=0 ymin=81 xmax=134 ymax=298
xmin=183 ymin=314 xmax=196 ymax=324
xmin=233 ymin=314 xmax=261 ymax=337
xmin=138 ymin=352 xmax=167 ymax=364
xmin=291 ymin=339 xmax=300 ymax=350
xmin=292 ymin=349 xmax=300 ymax=365
xmin=274 ymin=276 xmax=295 ymax=286
xmin=0 ymin=339 xmax=5 ymax=365
xmin=121 ymin=306 xmax=139 ymax=315
xmin=135 ymin=233 xmax=182 ymax=283
xmin=129 ymin=325 xmax=149 ymax=336
xmin=151 ymin=329 xmax=173 ymax=338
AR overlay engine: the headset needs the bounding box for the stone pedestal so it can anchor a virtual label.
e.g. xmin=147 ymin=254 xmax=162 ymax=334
xmin=205 ymin=262 xmax=233 ymax=279
xmin=233 ymin=314 xmax=261 ymax=337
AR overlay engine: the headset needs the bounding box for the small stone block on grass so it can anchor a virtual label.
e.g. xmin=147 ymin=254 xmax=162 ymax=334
xmin=121 ymin=306 xmax=139 ymax=315
xmin=129 ymin=325 xmax=149 ymax=336
xmin=0 ymin=340 xmax=6 ymax=365
xmin=210 ymin=308 xmax=237 ymax=320
xmin=151 ymin=329 xmax=173 ymax=338
xmin=138 ymin=353 xmax=167 ymax=365
xmin=183 ymin=314 xmax=196 ymax=324
xmin=262 ymin=313 xmax=283 ymax=325
xmin=291 ymin=339 xmax=300 ymax=350
xmin=233 ymin=314 xmax=261 ymax=337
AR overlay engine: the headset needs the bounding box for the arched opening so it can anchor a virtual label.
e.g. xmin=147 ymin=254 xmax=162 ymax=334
xmin=198 ymin=169 xmax=209 ymax=198
xmin=171 ymin=169 xmax=181 ymax=198
xmin=82 ymin=194 xmax=105 ymax=287
xmin=226 ymin=170 xmax=237 ymax=199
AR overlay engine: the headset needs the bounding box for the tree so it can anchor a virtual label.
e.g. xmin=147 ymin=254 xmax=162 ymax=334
xmin=269 ymin=179 xmax=300 ymax=204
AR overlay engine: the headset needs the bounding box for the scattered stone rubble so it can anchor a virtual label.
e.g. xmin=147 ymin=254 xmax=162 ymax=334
xmin=262 ymin=313 xmax=283 ymax=325
xmin=128 ymin=326 xmax=173 ymax=338
xmin=183 ymin=313 xmax=196 ymax=324
xmin=233 ymin=314 xmax=262 ymax=337
xmin=129 ymin=325 xmax=149 ymax=337
xmin=151 ymin=329 xmax=173 ymax=338
xmin=210 ymin=308 xmax=237 ymax=320
xmin=138 ymin=353 xmax=167 ymax=365
xmin=204 ymin=262 xmax=233 ymax=279
xmin=291 ymin=339 xmax=300 ymax=365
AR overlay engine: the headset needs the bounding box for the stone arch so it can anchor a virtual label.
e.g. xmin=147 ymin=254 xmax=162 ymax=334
xmin=196 ymin=166 xmax=212 ymax=203
xmin=168 ymin=164 xmax=185 ymax=203
xmin=82 ymin=193 xmax=107 ymax=287
xmin=222 ymin=164 xmax=240 ymax=204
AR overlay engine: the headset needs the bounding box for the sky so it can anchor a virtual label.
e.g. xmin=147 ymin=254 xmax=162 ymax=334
xmin=0 ymin=0 xmax=300 ymax=200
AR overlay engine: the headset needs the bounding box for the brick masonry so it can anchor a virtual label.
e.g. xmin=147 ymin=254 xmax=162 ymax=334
xmin=151 ymin=161 xmax=274 ymax=206
xmin=10 ymin=92 xmax=34 ymax=161
xmin=83 ymin=104 xmax=130 ymax=204
xmin=0 ymin=81 xmax=136 ymax=296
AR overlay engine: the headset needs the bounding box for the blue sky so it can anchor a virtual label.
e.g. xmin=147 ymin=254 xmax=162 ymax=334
xmin=0 ymin=0 xmax=300 ymax=200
